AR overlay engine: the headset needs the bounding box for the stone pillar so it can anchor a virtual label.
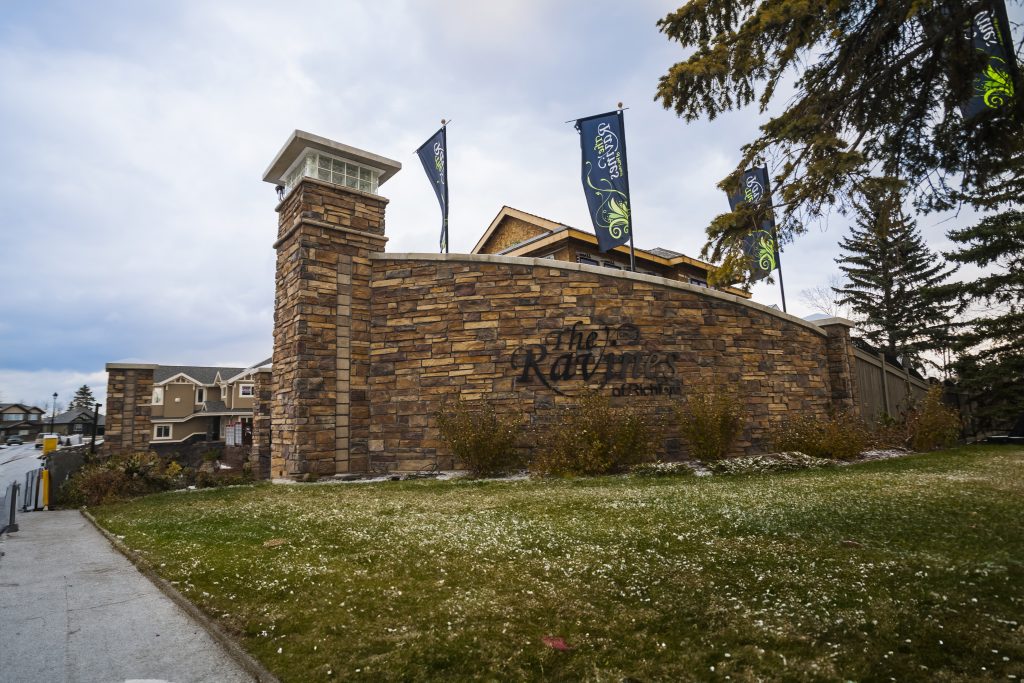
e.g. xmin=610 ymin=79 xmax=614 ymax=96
xmin=103 ymin=363 xmax=156 ymax=457
xmin=817 ymin=318 xmax=860 ymax=415
xmin=250 ymin=368 xmax=273 ymax=479
xmin=263 ymin=131 xmax=401 ymax=479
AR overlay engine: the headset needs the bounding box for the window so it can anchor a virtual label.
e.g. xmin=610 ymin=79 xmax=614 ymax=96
xmin=3 ymin=413 xmax=23 ymax=422
xmin=689 ymin=277 xmax=708 ymax=287
xmin=154 ymin=424 xmax=171 ymax=439
xmin=284 ymin=150 xmax=381 ymax=196
xmin=239 ymin=384 xmax=255 ymax=397
xmin=195 ymin=388 xmax=206 ymax=404
xmin=576 ymin=253 xmax=599 ymax=266
xmin=72 ymin=423 xmax=83 ymax=433
xmin=601 ymin=261 xmax=622 ymax=270
xmin=28 ymin=413 xmax=39 ymax=421
xmin=152 ymin=387 xmax=164 ymax=405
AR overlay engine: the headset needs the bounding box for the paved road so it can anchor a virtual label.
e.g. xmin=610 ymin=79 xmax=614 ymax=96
xmin=0 ymin=442 xmax=46 ymax=519
xmin=0 ymin=510 xmax=257 ymax=683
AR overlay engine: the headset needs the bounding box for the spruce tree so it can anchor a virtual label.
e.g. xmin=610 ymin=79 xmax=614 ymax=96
xmin=68 ymin=385 xmax=97 ymax=411
xmin=833 ymin=184 xmax=955 ymax=363
xmin=944 ymin=209 xmax=1024 ymax=426
xmin=656 ymin=1 xmax=1023 ymax=279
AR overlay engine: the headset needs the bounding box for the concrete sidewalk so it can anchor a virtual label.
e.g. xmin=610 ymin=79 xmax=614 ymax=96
xmin=0 ymin=510 xmax=257 ymax=683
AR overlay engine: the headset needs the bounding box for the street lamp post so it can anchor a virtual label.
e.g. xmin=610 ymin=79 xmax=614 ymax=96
xmin=90 ymin=402 xmax=102 ymax=455
xmin=49 ymin=392 xmax=57 ymax=435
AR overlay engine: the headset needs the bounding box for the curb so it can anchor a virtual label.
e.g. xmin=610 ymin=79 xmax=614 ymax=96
xmin=80 ymin=508 xmax=282 ymax=683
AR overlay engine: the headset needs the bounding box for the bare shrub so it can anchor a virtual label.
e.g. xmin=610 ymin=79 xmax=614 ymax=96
xmin=436 ymin=397 xmax=523 ymax=476
xmin=676 ymin=385 xmax=743 ymax=462
xmin=770 ymin=411 xmax=869 ymax=461
xmin=531 ymin=391 xmax=655 ymax=477
xmin=905 ymin=385 xmax=961 ymax=451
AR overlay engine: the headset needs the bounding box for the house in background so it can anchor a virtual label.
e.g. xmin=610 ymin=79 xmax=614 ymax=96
xmin=50 ymin=407 xmax=105 ymax=437
xmin=149 ymin=359 xmax=270 ymax=448
xmin=473 ymin=206 xmax=751 ymax=299
xmin=0 ymin=403 xmax=46 ymax=440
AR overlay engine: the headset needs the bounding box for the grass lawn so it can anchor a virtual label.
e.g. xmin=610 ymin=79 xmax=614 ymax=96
xmin=91 ymin=445 xmax=1023 ymax=682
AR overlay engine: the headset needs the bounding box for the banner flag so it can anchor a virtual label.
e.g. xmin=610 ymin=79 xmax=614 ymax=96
xmin=575 ymin=110 xmax=632 ymax=253
xmin=416 ymin=126 xmax=449 ymax=252
xmin=962 ymin=1 xmax=1017 ymax=120
xmin=727 ymin=166 xmax=779 ymax=282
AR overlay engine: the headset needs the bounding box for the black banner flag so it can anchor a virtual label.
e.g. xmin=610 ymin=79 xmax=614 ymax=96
xmin=416 ymin=127 xmax=449 ymax=253
xmin=962 ymin=1 xmax=1017 ymax=120
xmin=575 ymin=111 xmax=632 ymax=253
xmin=727 ymin=166 xmax=779 ymax=282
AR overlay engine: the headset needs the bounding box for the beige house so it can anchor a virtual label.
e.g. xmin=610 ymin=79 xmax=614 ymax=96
xmin=0 ymin=403 xmax=46 ymax=440
xmin=473 ymin=206 xmax=751 ymax=299
xmin=149 ymin=360 xmax=269 ymax=447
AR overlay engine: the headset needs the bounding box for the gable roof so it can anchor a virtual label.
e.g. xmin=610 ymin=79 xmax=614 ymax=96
xmin=155 ymin=365 xmax=246 ymax=385
xmin=475 ymin=205 xmax=730 ymax=275
xmin=0 ymin=403 xmax=45 ymax=413
xmin=472 ymin=206 xmax=564 ymax=254
xmin=52 ymin=407 xmax=105 ymax=425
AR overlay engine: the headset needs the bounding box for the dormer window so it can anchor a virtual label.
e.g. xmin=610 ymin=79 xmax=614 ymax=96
xmin=239 ymin=384 xmax=255 ymax=398
xmin=152 ymin=387 xmax=164 ymax=405
xmin=283 ymin=149 xmax=381 ymax=196
xmin=196 ymin=388 xmax=205 ymax=404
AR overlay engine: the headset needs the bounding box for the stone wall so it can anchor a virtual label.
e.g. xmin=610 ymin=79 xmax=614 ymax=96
xmin=271 ymin=177 xmax=388 ymax=479
xmin=103 ymin=364 xmax=155 ymax=457
xmin=365 ymin=255 xmax=844 ymax=468
xmin=250 ymin=368 xmax=273 ymax=479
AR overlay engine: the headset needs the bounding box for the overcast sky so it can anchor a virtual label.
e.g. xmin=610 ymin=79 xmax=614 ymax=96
xmin=0 ymin=0 xmax=1003 ymax=410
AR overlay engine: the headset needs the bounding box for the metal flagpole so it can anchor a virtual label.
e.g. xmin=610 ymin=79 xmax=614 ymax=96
xmin=441 ymin=120 xmax=449 ymax=254
xmin=773 ymin=226 xmax=787 ymax=313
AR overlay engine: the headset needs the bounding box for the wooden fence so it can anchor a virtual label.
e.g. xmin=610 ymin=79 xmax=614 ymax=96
xmin=853 ymin=347 xmax=932 ymax=425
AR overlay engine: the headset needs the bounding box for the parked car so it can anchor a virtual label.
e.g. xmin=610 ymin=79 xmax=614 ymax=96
xmin=6 ymin=436 xmax=24 ymax=445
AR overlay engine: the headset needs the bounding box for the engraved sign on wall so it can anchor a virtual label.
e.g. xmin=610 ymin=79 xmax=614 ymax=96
xmin=510 ymin=322 xmax=681 ymax=397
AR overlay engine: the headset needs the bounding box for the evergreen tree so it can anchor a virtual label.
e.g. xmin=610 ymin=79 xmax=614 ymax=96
xmin=68 ymin=385 xmax=97 ymax=411
xmin=943 ymin=210 xmax=1024 ymax=426
xmin=656 ymin=1 xmax=1023 ymax=281
xmin=833 ymin=183 xmax=955 ymax=363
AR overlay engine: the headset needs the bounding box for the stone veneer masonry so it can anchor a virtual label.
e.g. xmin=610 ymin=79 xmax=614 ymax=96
xmin=270 ymin=177 xmax=388 ymax=478
xmin=264 ymin=174 xmax=857 ymax=477
xmin=103 ymin=364 xmax=155 ymax=456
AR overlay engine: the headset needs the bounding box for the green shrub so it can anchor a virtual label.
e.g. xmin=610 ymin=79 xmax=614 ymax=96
xmin=436 ymin=397 xmax=523 ymax=476
xmin=675 ymin=385 xmax=743 ymax=462
xmin=704 ymin=452 xmax=836 ymax=475
xmin=770 ymin=411 xmax=868 ymax=461
xmin=905 ymin=385 xmax=961 ymax=451
xmin=531 ymin=391 xmax=655 ymax=477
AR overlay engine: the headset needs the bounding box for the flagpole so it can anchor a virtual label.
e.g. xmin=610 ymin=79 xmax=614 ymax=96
xmin=616 ymin=105 xmax=636 ymax=272
xmin=773 ymin=226 xmax=787 ymax=313
xmin=441 ymin=120 xmax=449 ymax=254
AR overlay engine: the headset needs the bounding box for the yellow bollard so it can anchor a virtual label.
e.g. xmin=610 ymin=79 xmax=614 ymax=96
xmin=42 ymin=469 xmax=50 ymax=510
xmin=42 ymin=436 xmax=58 ymax=455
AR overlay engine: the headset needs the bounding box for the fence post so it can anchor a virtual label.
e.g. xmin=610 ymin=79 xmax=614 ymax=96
xmin=7 ymin=482 xmax=19 ymax=532
xmin=878 ymin=351 xmax=891 ymax=417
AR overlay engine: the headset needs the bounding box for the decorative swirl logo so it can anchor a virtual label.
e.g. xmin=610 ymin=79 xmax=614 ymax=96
xmin=753 ymin=230 xmax=776 ymax=271
xmin=433 ymin=141 xmax=445 ymax=177
xmin=584 ymin=162 xmax=630 ymax=239
xmin=980 ymin=58 xmax=1014 ymax=109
